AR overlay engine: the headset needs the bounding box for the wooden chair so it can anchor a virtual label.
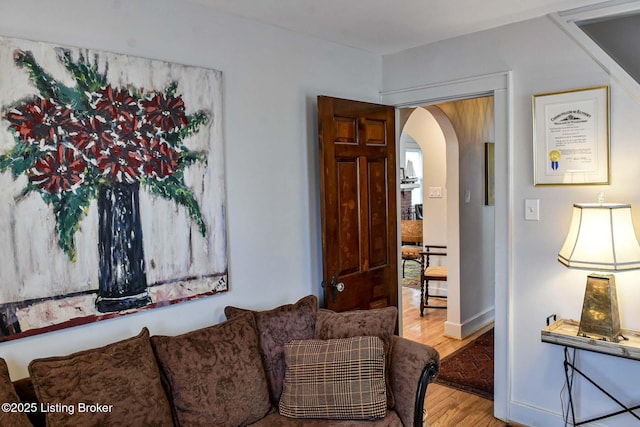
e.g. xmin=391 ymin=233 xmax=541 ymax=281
xmin=420 ymin=245 xmax=447 ymax=316
xmin=401 ymin=220 xmax=423 ymax=277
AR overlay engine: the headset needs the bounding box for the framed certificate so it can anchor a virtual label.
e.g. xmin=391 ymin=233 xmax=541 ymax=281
xmin=533 ymin=86 xmax=609 ymax=185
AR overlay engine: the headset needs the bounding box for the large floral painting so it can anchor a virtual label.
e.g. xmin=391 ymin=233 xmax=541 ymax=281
xmin=0 ymin=36 xmax=227 ymax=340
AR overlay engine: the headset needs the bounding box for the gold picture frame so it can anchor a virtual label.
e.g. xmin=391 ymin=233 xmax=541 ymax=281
xmin=533 ymin=85 xmax=609 ymax=185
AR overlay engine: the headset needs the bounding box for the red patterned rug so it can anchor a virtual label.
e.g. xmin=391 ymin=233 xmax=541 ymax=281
xmin=435 ymin=328 xmax=494 ymax=399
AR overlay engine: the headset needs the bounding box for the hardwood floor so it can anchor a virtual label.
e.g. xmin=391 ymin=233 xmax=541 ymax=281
xmin=401 ymin=286 xmax=512 ymax=427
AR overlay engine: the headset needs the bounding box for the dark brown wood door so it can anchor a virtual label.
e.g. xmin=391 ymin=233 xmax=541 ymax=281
xmin=318 ymin=96 xmax=398 ymax=312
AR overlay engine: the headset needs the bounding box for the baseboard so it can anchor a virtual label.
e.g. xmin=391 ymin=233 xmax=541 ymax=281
xmin=509 ymin=399 xmax=568 ymax=427
xmin=444 ymin=305 xmax=495 ymax=339
xmin=427 ymin=283 xmax=447 ymax=297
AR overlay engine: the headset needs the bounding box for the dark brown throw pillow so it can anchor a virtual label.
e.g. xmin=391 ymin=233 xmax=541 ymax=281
xmin=0 ymin=358 xmax=32 ymax=427
xmin=315 ymin=306 xmax=398 ymax=408
xmin=151 ymin=313 xmax=271 ymax=427
xmin=279 ymin=336 xmax=387 ymax=420
xmin=28 ymin=327 xmax=173 ymax=427
xmin=224 ymin=294 xmax=318 ymax=404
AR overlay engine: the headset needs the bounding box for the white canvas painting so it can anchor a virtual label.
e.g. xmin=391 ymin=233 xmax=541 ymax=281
xmin=0 ymin=36 xmax=227 ymax=340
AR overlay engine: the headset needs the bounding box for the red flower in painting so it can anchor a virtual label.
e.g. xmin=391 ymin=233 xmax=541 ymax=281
xmin=94 ymin=85 xmax=139 ymax=122
xmin=141 ymin=137 xmax=181 ymax=179
xmin=96 ymin=143 xmax=144 ymax=183
xmin=70 ymin=116 xmax=114 ymax=159
xmin=5 ymin=97 xmax=75 ymax=143
xmin=141 ymin=93 xmax=188 ymax=132
xmin=112 ymin=116 xmax=142 ymax=146
xmin=28 ymin=144 xmax=87 ymax=193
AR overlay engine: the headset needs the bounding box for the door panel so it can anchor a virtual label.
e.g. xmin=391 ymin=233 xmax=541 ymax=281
xmin=368 ymin=159 xmax=388 ymax=269
xmin=337 ymin=159 xmax=360 ymax=276
xmin=318 ymin=96 xmax=397 ymax=312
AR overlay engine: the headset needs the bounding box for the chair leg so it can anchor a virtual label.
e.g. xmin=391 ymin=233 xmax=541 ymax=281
xmin=425 ymin=280 xmax=429 ymax=308
xmin=425 ymin=279 xmax=432 ymax=311
xmin=420 ymin=278 xmax=425 ymax=317
xmin=425 ymin=282 xmax=447 ymax=309
xmin=402 ymin=259 xmax=406 ymax=278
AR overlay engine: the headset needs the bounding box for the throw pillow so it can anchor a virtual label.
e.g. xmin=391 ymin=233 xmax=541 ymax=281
xmin=314 ymin=306 xmax=398 ymax=408
xmin=224 ymin=294 xmax=318 ymax=404
xmin=151 ymin=313 xmax=271 ymax=427
xmin=13 ymin=377 xmax=45 ymax=427
xmin=0 ymin=358 xmax=32 ymax=427
xmin=28 ymin=327 xmax=173 ymax=427
xmin=279 ymin=336 xmax=386 ymax=420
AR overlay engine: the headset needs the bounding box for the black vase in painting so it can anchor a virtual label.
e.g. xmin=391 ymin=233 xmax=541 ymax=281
xmin=96 ymin=182 xmax=152 ymax=313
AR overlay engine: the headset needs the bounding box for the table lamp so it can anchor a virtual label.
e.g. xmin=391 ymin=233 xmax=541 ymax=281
xmin=558 ymin=202 xmax=640 ymax=342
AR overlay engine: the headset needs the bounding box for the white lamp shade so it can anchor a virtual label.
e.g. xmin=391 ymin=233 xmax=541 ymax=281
xmin=558 ymin=203 xmax=640 ymax=271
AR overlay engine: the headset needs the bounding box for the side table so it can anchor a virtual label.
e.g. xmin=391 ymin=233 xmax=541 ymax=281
xmin=541 ymin=316 xmax=640 ymax=426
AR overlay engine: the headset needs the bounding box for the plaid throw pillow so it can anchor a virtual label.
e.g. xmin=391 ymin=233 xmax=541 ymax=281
xmin=279 ymin=336 xmax=386 ymax=420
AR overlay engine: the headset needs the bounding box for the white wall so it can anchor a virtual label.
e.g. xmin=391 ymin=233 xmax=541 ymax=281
xmin=384 ymin=16 xmax=640 ymax=427
xmin=0 ymin=0 xmax=381 ymax=379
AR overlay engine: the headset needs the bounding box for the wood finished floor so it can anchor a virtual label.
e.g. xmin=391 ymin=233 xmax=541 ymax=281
xmin=401 ymin=286 xmax=514 ymax=427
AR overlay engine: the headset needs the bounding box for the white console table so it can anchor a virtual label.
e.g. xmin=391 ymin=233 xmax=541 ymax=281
xmin=541 ymin=317 xmax=640 ymax=426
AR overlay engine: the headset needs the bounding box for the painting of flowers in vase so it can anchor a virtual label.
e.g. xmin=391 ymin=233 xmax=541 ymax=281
xmin=0 ymin=36 xmax=227 ymax=340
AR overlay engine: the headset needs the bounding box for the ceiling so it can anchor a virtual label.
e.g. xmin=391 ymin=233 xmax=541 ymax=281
xmin=189 ymin=0 xmax=608 ymax=54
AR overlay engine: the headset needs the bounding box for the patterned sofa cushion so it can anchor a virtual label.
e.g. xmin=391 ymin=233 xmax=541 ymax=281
xmin=151 ymin=312 xmax=271 ymax=427
xmin=224 ymin=295 xmax=318 ymax=404
xmin=0 ymin=358 xmax=32 ymax=427
xmin=28 ymin=327 xmax=173 ymax=427
xmin=279 ymin=336 xmax=386 ymax=420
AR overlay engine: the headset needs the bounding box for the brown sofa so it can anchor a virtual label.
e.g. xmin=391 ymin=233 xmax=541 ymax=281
xmin=3 ymin=295 xmax=439 ymax=427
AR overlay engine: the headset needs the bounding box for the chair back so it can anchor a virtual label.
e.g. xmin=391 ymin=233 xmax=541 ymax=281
xmin=401 ymin=220 xmax=422 ymax=245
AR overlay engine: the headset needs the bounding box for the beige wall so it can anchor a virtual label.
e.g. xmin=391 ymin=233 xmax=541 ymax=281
xmin=437 ymin=97 xmax=495 ymax=322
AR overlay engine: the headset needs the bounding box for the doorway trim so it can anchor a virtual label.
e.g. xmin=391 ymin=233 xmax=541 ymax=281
xmin=380 ymin=70 xmax=513 ymax=422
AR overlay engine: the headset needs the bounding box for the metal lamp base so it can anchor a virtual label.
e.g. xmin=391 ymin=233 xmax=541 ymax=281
xmin=578 ymin=273 xmax=622 ymax=342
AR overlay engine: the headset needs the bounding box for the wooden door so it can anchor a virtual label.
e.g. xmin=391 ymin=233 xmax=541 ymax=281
xmin=318 ymin=96 xmax=398 ymax=312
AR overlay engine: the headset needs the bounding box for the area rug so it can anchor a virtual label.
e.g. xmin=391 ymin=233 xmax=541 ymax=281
xmin=435 ymin=328 xmax=494 ymax=399
xmin=402 ymin=261 xmax=421 ymax=289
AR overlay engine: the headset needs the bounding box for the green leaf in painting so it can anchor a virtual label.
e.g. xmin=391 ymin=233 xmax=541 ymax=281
xmin=144 ymin=173 xmax=207 ymax=237
xmin=44 ymin=186 xmax=95 ymax=261
xmin=180 ymin=111 xmax=209 ymax=140
xmin=13 ymin=50 xmax=78 ymax=108
xmin=56 ymin=49 xmax=107 ymax=111
xmin=0 ymin=141 xmax=45 ymax=178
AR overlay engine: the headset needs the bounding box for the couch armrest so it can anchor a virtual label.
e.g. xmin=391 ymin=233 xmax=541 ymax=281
xmin=389 ymin=336 xmax=439 ymax=427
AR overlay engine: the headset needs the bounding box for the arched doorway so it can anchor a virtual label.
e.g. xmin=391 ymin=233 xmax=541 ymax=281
xmin=384 ymin=71 xmax=511 ymax=421
xmin=399 ymin=106 xmax=462 ymax=335
xmin=400 ymin=97 xmax=496 ymax=336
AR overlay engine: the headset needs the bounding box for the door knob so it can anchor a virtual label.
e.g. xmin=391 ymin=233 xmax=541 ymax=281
xmin=322 ymin=276 xmax=345 ymax=303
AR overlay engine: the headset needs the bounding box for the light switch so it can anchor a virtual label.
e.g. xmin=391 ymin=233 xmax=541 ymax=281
xmin=428 ymin=187 xmax=442 ymax=198
xmin=525 ymin=199 xmax=540 ymax=221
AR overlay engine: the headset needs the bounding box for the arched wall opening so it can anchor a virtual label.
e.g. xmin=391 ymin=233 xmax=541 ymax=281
xmin=399 ymin=106 xmax=462 ymax=333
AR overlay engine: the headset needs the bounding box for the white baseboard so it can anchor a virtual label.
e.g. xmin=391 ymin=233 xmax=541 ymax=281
xmin=509 ymin=399 xmax=568 ymax=427
xmin=444 ymin=305 xmax=495 ymax=339
xmin=427 ymin=283 xmax=447 ymax=297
